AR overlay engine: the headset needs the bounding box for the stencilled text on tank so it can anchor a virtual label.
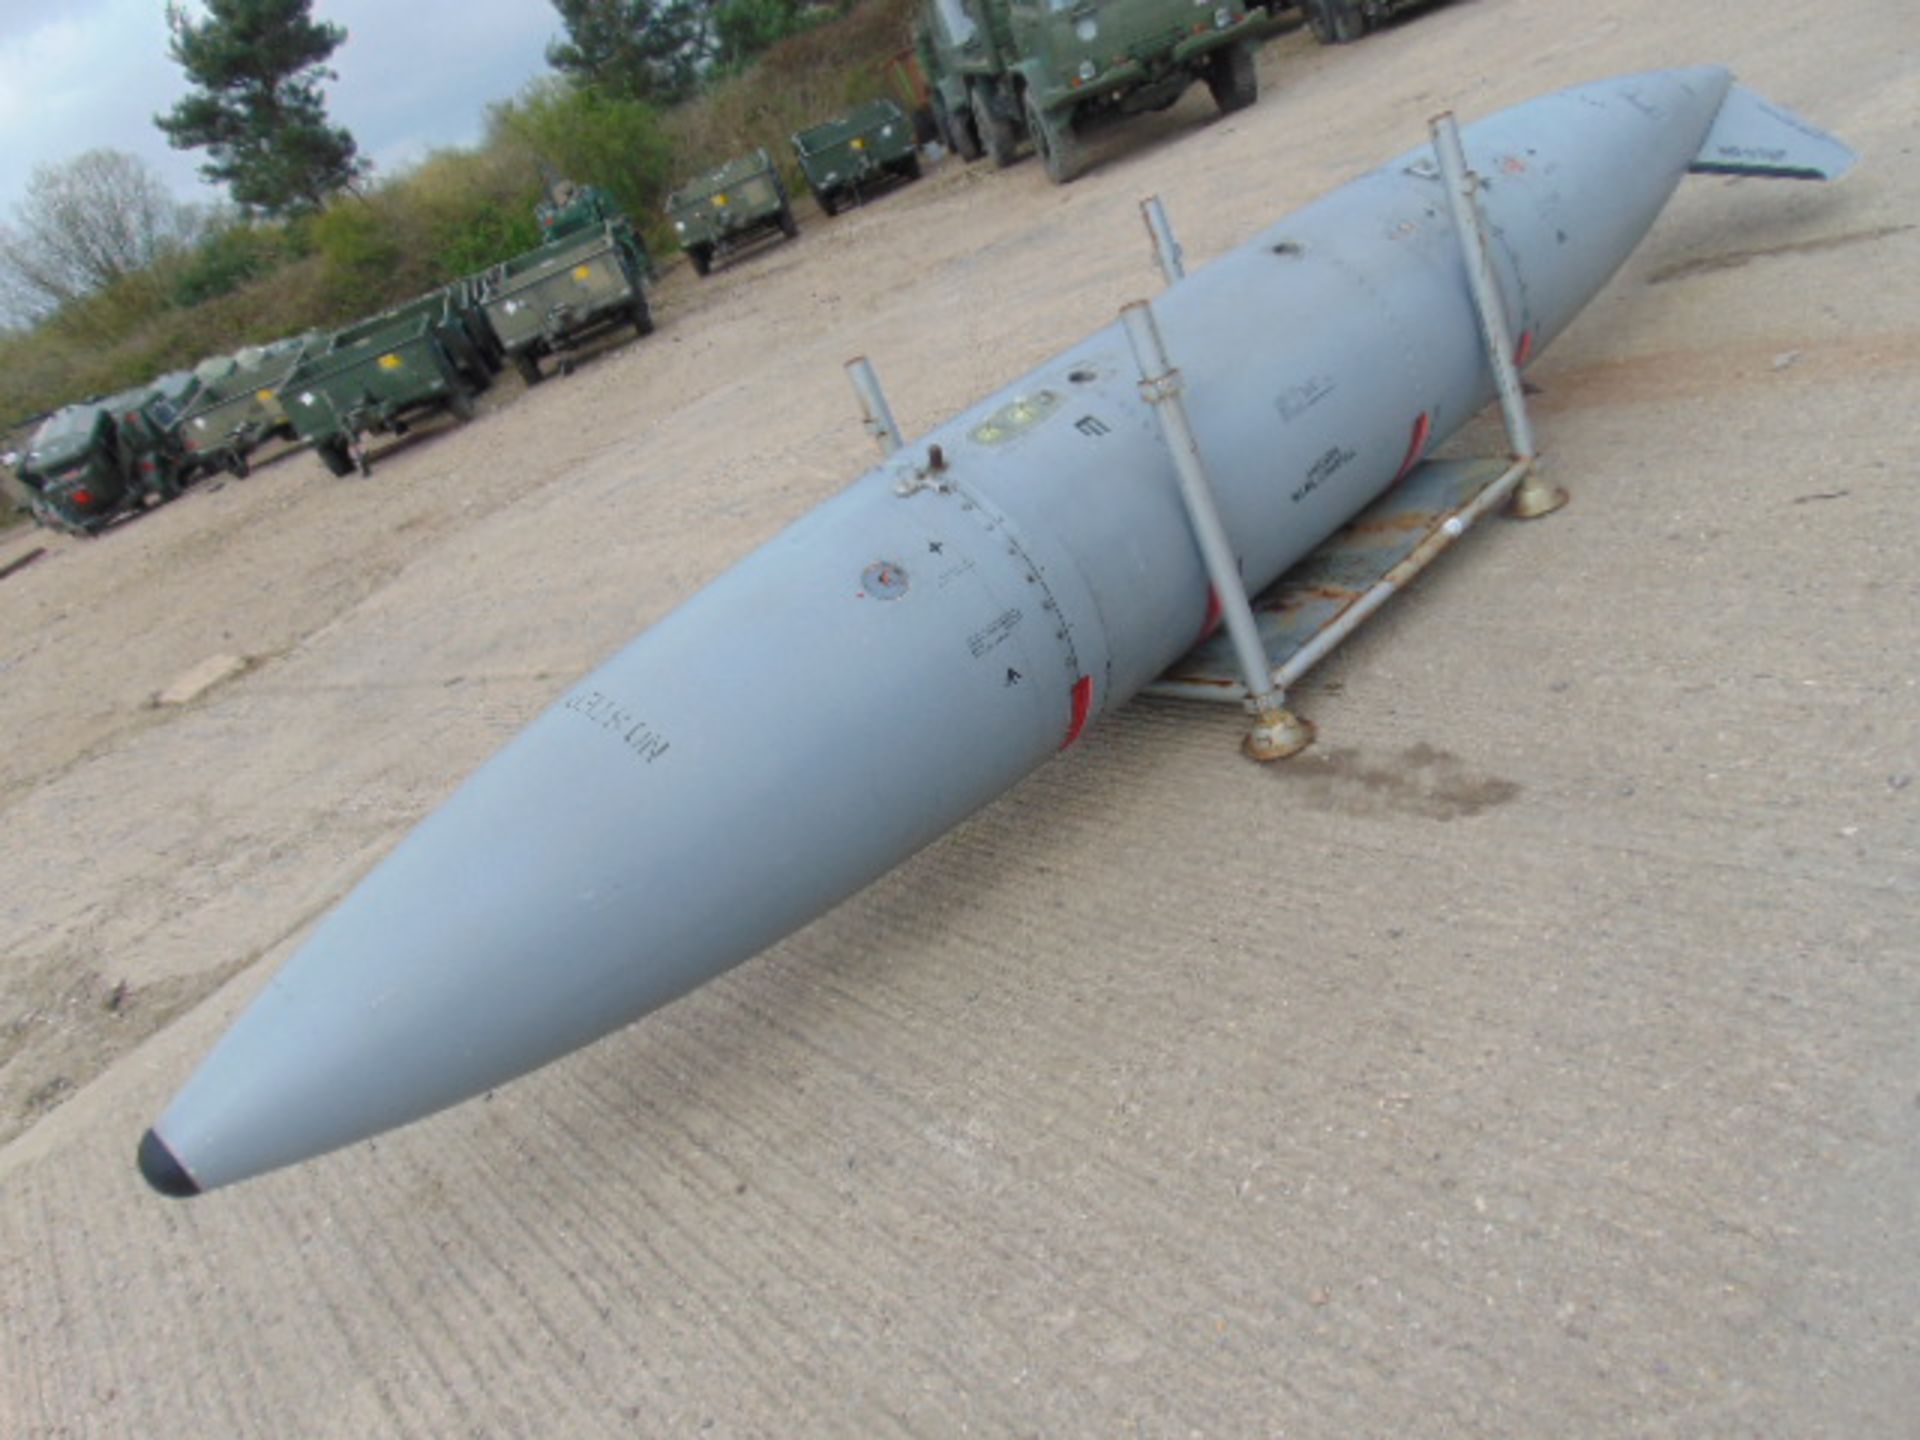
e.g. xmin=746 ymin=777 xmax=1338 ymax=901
xmin=1275 ymin=375 xmax=1336 ymax=423
xmin=563 ymin=689 xmax=671 ymax=764
xmin=1292 ymin=445 xmax=1357 ymax=504
xmin=968 ymin=607 xmax=1023 ymax=659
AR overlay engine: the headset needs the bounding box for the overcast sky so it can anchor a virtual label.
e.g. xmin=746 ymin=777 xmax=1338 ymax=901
xmin=0 ymin=0 xmax=564 ymax=218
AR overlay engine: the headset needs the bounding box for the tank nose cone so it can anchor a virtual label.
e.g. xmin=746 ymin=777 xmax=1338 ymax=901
xmin=137 ymin=1128 xmax=201 ymax=1199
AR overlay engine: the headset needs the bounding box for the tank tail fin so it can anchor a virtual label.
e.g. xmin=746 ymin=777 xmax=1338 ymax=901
xmin=1691 ymin=83 xmax=1856 ymax=181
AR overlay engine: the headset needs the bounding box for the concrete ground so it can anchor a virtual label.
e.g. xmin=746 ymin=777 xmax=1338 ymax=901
xmin=2 ymin=0 xmax=1916 ymax=1434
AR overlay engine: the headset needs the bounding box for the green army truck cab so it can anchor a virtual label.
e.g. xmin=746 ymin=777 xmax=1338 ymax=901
xmin=104 ymin=373 xmax=200 ymax=500
xmin=479 ymin=221 xmax=654 ymax=385
xmin=536 ymin=182 xmax=621 ymax=244
xmin=792 ymin=98 xmax=923 ymax=216
xmin=16 ymin=404 xmax=129 ymax=536
xmin=665 ymin=150 xmax=799 ymax=277
xmin=918 ymin=0 xmax=1263 ymax=183
xmin=283 ymin=288 xmax=493 ymax=477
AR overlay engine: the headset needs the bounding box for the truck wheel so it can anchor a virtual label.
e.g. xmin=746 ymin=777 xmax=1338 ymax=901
xmin=448 ymin=387 xmax=477 ymax=423
xmin=900 ymin=152 xmax=924 ymax=181
xmin=317 ymin=438 xmax=354 ymax=477
xmin=227 ymin=451 xmax=251 ymax=479
xmin=973 ymin=82 xmax=1019 ymax=169
xmin=514 ymin=352 xmax=543 ymax=386
xmin=1306 ymin=0 xmax=1367 ymax=43
xmin=1207 ymin=41 xmax=1259 ymax=114
xmin=950 ymin=95 xmax=984 ymax=162
xmin=779 ymin=203 xmax=799 ymax=238
xmin=629 ymin=299 xmax=655 ymax=338
xmin=688 ymin=245 xmax=712 ymax=278
xmin=1024 ymin=90 xmax=1087 ymax=184
xmin=930 ymin=92 xmax=959 ymax=156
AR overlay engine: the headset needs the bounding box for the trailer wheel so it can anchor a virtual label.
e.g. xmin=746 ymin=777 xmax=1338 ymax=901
xmin=930 ymin=91 xmax=958 ymax=155
xmin=1207 ymin=41 xmax=1259 ymax=114
xmin=688 ymin=245 xmax=712 ymax=278
xmin=448 ymin=387 xmax=477 ymax=423
xmin=1306 ymin=0 xmax=1367 ymax=42
xmin=1025 ymin=90 xmax=1087 ymax=185
xmin=316 ymin=438 xmax=354 ymax=477
xmin=973 ymin=81 xmax=1019 ymax=169
xmin=944 ymin=92 xmax=983 ymax=162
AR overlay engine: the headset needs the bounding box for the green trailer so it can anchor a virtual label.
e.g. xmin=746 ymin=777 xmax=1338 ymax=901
xmin=664 ymin=150 xmax=798 ymax=277
xmin=176 ymin=335 xmax=315 ymax=478
xmin=283 ymin=289 xmax=492 ymax=477
xmin=792 ymin=98 xmax=923 ymax=216
xmin=478 ymin=221 xmax=654 ymax=386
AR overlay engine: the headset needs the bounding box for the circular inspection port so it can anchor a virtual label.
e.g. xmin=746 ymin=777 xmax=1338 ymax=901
xmin=862 ymin=561 xmax=909 ymax=599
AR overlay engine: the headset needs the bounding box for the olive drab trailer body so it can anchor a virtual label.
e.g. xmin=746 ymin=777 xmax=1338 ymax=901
xmin=916 ymin=0 xmax=1264 ymax=182
xmin=478 ymin=221 xmax=655 ymax=385
xmin=177 ymin=335 xmax=316 ymax=479
xmin=792 ymin=99 xmax=923 ymax=216
xmin=283 ymin=288 xmax=493 ymax=477
xmin=664 ymin=150 xmax=799 ymax=277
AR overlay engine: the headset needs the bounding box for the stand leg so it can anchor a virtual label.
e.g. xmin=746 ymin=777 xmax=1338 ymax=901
xmin=1428 ymin=112 xmax=1567 ymax=520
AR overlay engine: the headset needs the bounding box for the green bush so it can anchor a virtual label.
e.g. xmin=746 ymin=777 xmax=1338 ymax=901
xmin=166 ymin=223 xmax=289 ymax=308
xmin=489 ymin=80 xmax=675 ymax=238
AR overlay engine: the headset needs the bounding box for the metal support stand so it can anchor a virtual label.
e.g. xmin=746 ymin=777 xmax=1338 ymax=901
xmin=1140 ymin=196 xmax=1185 ymax=285
xmin=1427 ymin=111 xmax=1566 ymax=520
xmin=1121 ymin=301 xmax=1312 ymax=761
xmin=845 ymin=356 xmax=904 ymax=455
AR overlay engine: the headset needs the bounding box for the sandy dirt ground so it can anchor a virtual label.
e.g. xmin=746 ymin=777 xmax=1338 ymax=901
xmin=3 ymin=1 xmax=1917 ymax=1434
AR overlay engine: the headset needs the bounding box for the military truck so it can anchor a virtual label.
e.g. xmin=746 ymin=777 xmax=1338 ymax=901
xmin=176 ymin=335 xmax=315 ymax=478
xmin=283 ymin=288 xmax=493 ymax=477
xmin=536 ymin=181 xmax=621 ymax=244
xmin=665 ymin=150 xmax=798 ymax=277
xmin=479 ymin=220 xmax=654 ymax=385
xmin=792 ymin=98 xmax=923 ymax=216
xmin=915 ymin=0 xmax=1263 ymax=183
xmin=14 ymin=403 xmax=133 ymax=535
xmin=103 ymin=373 xmax=201 ymax=500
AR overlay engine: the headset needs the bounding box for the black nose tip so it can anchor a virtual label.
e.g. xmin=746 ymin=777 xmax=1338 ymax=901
xmin=138 ymin=1129 xmax=201 ymax=1199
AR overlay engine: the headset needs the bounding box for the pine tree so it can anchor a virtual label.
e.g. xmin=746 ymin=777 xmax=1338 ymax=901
xmin=546 ymin=0 xmax=712 ymax=106
xmin=155 ymin=0 xmax=362 ymax=218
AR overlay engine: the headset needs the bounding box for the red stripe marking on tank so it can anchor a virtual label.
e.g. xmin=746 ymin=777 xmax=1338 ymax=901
xmin=1514 ymin=329 xmax=1534 ymax=368
xmin=1062 ymin=675 xmax=1094 ymax=750
xmin=1393 ymin=412 xmax=1432 ymax=483
xmin=1198 ymin=585 xmax=1223 ymax=644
